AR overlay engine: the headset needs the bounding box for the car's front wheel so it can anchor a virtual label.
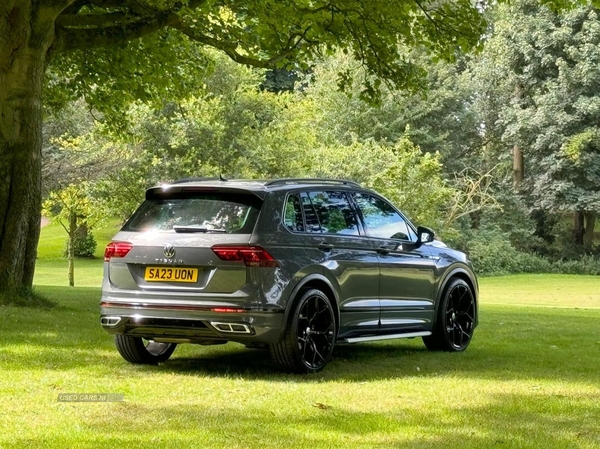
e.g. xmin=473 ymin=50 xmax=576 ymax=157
xmin=423 ymin=278 xmax=475 ymax=352
xmin=114 ymin=335 xmax=177 ymax=364
xmin=270 ymin=289 xmax=336 ymax=373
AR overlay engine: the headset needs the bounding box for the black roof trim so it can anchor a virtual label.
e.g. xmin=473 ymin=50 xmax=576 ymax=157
xmin=264 ymin=178 xmax=361 ymax=187
xmin=171 ymin=177 xmax=221 ymax=184
xmin=172 ymin=175 xmax=229 ymax=184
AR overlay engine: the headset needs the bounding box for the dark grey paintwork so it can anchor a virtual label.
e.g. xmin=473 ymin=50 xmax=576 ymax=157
xmin=100 ymin=179 xmax=478 ymax=349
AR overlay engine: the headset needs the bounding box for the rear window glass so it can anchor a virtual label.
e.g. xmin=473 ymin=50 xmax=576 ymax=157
xmin=122 ymin=192 xmax=261 ymax=233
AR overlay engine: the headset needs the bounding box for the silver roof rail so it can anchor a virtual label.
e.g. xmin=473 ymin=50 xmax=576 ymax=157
xmin=264 ymin=178 xmax=361 ymax=187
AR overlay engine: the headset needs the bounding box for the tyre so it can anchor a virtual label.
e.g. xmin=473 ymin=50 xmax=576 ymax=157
xmin=114 ymin=335 xmax=177 ymax=364
xmin=423 ymin=278 xmax=475 ymax=352
xmin=270 ymin=289 xmax=336 ymax=373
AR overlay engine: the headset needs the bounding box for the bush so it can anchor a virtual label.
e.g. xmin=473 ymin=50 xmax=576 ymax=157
xmin=468 ymin=232 xmax=552 ymax=276
xmin=63 ymin=232 xmax=97 ymax=258
xmin=552 ymin=256 xmax=600 ymax=275
xmin=464 ymin=228 xmax=600 ymax=276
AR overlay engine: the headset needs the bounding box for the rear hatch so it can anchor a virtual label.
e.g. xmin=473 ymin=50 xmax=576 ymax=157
xmin=105 ymin=187 xmax=264 ymax=294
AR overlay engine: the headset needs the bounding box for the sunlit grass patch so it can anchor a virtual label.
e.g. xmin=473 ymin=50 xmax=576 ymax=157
xmin=1 ymin=277 xmax=598 ymax=448
xmin=479 ymin=274 xmax=600 ymax=308
xmin=37 ymin=218 xmax=121 ymax=260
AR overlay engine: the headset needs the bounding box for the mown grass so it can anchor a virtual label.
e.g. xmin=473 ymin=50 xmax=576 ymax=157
xmin=37 ymin=218 xmax=122 ymax=260
xmin=0 ymin=268 xmax=599 ymax=447
xmin=34 ymin=219 xmax=121 ymax=288
xmin=482 ymin=273 xmax=600 ymax=308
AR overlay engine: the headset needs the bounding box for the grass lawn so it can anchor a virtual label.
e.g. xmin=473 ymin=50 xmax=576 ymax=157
xmin=1 ymin=269 xmax=599 ymax=448
xmin=34 ymin=219 xmax=121 ymax=287
xmin=7 ymin=220 xmax=600 ymax=449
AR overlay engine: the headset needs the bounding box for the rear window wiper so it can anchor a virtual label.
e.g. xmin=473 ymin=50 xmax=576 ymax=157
xmin=173 ymin=226 xmax=228 ymax=233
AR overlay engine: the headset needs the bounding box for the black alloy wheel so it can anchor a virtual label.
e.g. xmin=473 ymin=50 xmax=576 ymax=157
xmin=271 ymin=289 xmax=336 ymax=373
xmin=423 ymin=278 xmax=475 ymax=352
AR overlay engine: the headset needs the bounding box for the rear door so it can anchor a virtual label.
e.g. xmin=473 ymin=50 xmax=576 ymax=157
xmin=352 ymin=192 xmax=436 ymax=332
xmin=299 ymin=190 xmax=380 ymax=338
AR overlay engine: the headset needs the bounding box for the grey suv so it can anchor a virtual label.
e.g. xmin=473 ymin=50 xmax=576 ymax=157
xmin=100 ymin=178 xmax=478 ymax=373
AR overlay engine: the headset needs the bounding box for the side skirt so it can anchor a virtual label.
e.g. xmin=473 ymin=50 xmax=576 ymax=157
xmin=340 ymin=331 xmax=431 ymax=344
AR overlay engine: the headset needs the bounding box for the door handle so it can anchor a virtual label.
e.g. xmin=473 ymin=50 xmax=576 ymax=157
xmin=377 ymin=243 xmax=400 ymax=255
xmin=317 ymin=242 xmax=334 ymax=251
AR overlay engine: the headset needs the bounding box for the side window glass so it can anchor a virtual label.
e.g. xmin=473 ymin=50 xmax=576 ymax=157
xmin=354 ymin=193 xmax=414 ymax=241
xmin=284 ymin=194 xmax=304 ymax=232
xmin=308 ymin=191 xmax=359 ymax=235
xmin=300 ymin=192 xmax=322 ymax=233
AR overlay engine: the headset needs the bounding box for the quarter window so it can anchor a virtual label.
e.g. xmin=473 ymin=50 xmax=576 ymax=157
xmin=283 ymin=194 xmax=304 ymax=232
xmin=353 ymin=193 xmax=414 ymax=241
xmin=303 ymin=191 xmax=359 ymax=235
xmin=300 ymin=192 xmax=322 ymax=233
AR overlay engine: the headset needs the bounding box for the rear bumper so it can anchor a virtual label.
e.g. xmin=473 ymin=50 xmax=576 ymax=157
xmin=100 ymin=300 xmax=284 ymax=344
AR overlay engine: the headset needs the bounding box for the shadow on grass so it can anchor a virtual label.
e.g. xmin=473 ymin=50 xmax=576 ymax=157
xmin=0 ymin=289 xmax=56 ymax=308
xmin=2 ymin=286 xmax=600 ymax=386
xmin=150 ymin=305 xmax=600 ymax=384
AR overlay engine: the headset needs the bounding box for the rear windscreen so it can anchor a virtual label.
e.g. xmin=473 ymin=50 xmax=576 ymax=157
xmin=122 ymin=192 xmax=262 ymax=233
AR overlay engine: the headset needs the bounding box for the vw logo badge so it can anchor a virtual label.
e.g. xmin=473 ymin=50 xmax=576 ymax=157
xmin=163 ymin=243 xmax=176 ymax=258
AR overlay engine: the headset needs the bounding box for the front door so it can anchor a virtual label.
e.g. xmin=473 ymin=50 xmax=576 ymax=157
xmin=352 ymin=193 xmax=436 ymax=332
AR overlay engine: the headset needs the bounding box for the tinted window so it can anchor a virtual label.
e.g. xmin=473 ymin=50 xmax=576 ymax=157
xmin=306 ymin=191 xmax=359 ymax=235
xmin=354 ymin=193 xmax=413 ymax=241
xmin=300 ymin=192 xmax=322 ymax=233
xmin=123 ymin=192 xmax=260 ymax=233
xmin=284 ymin=194 xmax=304 ymax=232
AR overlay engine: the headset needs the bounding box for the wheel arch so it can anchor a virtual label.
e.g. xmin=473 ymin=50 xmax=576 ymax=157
xmin=434 ymin=266 xmax=479 ymax=328
xmin=280 ymin=273 xmax=341 ymax=340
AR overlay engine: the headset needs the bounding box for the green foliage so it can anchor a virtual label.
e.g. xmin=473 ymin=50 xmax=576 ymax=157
xmin=64 ymin=52 xmax=463 ymax=229
xmin=44 ymin=42 xmax=513 ymax=242
xmin=552 ymin=255 xmax=600 ymax=275
xmin=63 ymin=232 xmax=97 ymax=259
xmin=44 ymin=0 xmax=488 ymax=123
xmin=487 ymin=1 xmax=600 ymax=214
xmin=464 ymin=228 xmax=551 ymax=276
xmin=461 ymin=226 xmax=600 ymax=276
xmin=42 ymin=183 xmax=106 ymax=234
xmin=42 ymin=183 xmax=108 ymax=285
xmin=298 ymin=51 xmax=483 ymax=172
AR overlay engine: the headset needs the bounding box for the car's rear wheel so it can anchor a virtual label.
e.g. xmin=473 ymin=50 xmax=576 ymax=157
xmin=114 ymin=335 xmax=177 ymax=364
xmin=270 ymin=289 xmax=336 ymax=373
xmin=423 ymin=278 xmax=475 ymax=352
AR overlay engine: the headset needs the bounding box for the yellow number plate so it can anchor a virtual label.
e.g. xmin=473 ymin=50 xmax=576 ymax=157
xmin=144 ymin=267 xmax=199 ymax=283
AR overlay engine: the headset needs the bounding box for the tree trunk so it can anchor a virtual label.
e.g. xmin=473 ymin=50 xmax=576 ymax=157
xmin=0 ymin=3 xmax=56 ymax=295
xmin=513 ymin=145 xmax=524 ymax=187
xmin=583 ymin=212 xmax=596 ymax=251
xmin=68 ymin=212 xmax=76 ymax=287
xmin=573 ymin=211 xmax=585 ymax=246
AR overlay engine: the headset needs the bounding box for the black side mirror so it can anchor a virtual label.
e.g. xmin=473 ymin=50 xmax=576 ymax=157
xmin=416 ymin=226 xmax=435 ymax=247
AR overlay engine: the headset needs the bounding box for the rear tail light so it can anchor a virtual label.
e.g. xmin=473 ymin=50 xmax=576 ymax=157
xmin=104 ymin=242 xmax=133 ymax=262
xmin=211 ymin=308 xmax=246 ymax=313
xmin=211 ymin=246 xmax=278 ymax=267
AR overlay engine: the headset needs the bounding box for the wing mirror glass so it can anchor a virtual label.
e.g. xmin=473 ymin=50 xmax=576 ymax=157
xmin=416 ymin=226 xmax=435 ymax=247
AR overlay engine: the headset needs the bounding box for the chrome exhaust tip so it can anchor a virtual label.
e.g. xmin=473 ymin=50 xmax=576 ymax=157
xmin=100 ymin=316 xmax=122 ymax=327
xmin=210 ymin=322 xmax=253 ymax=334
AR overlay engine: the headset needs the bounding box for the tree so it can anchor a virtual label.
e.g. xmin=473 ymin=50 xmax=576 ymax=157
xmin=487 ymin=1 xmax=600 ymax=250
xmin=1 ymin=0 xmax=488 ymax=296
xmin=299 ymin=50 xmax=484 ymax=173
xmin=42 ymin=183 xmax=105 ymax=286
